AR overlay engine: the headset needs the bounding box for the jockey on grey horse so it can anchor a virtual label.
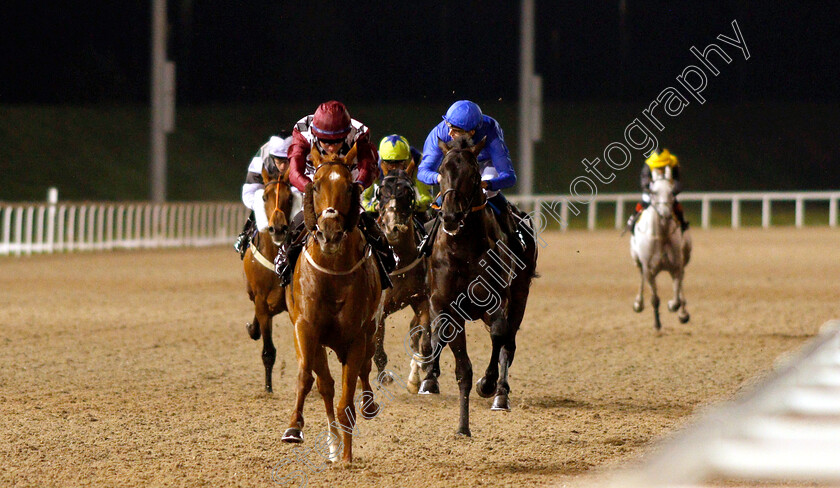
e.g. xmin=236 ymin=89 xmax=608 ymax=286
xmin=630 ymin=157 xmax=692 ymax=330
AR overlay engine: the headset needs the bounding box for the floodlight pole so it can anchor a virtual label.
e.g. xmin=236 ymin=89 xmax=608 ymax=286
xmin=150 ymin=0 xmax=170 ymax=202
xmin=518 ymin=0 xmax=540 ymax=198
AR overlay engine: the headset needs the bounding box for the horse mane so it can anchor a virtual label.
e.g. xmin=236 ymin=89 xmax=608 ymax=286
xmin=447 ymin=135 xmax=475 ymax=151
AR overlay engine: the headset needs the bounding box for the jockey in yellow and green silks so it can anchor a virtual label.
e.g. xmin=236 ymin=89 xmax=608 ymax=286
xmin=626 ymin=149 xmax=689 ymax=233
xmin=362 ymin=134 xmax=434 ymax=216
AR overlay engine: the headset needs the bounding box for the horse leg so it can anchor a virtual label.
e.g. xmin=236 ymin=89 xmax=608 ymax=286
xmin=283 ymin=320 xmax=315 ymax=443
xmin=372 ymin=310 xmax=392 ymax=385
xmin=448 ymin=327 xmax=473 ymax=437
xmin=419 ymin=307 xmax=443 ymax=395
xmin=407 ymin=300 xmax=432 ymax=394
xmin=311 ymin=346 xmax=341 ymax=463
xmin=476 ymin=311 xmax=504 ymax=399
xmin=493 ymin=286 xmax=528 ymax=412
xmin=337 ymin=342 xmax=365 ymax=463
xmin=648 ymin=270 xmax=661 ymax=330
xmin=359 ymin=329 xmax=380 ymax=420
xmin=668 ymin=268 xmax=683 ymax=312
xmin=406 ymin=313 xmax=422 ymax=394
xmin=256 ymin=301 xmax=275 ymax=393
xmin=676 ymin=266 xmax=690 ymax=323
xmin=633 ymin=262 xmax=645 ymax=313
xmin=246 ymin=313 xmax=261 ymax=340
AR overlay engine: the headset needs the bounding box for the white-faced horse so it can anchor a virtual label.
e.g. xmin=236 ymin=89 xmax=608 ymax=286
xmin=630 ymin=166 xmax=691 ymax=330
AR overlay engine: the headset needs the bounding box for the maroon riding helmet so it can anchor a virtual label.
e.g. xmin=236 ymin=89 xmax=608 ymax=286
xmin=311 ymin=101 xmax=352 ymax=140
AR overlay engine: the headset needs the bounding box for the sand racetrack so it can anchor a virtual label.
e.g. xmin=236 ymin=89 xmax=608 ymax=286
xmin=1 ymin=228 xmax=838 ymax=487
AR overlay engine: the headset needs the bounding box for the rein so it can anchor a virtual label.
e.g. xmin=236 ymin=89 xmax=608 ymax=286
xmin=389 ymin=254 xmax=424 ymax=276
xmin=431 ymin=188 xmax=487 ymax=213
xmin=249 ymin=242 xmax=275 ymax=271
xmin=303 ymin=245 xmax=372 ymax=276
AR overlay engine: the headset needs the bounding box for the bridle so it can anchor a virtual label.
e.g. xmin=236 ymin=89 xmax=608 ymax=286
xmin=434 ymin=151 xmax=487 ymax=233
xmin=308 ymin=161 xmax=357 ymax=235
xmin=264 ymin=179 xmax=288 ymax=219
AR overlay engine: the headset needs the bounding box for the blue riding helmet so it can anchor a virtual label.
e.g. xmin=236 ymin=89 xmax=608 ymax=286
xmin=442 ymin=100 xmax=483 ymax=132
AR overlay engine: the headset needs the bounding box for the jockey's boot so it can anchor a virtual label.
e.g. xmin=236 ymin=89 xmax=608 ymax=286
xmin=674 ymin=201 xmax=690 ymax=232
xmin=623 ymin=203 xmax=645 ymax=236
xmin=274 ymin=212 xmax=306 ymax=286
xmin=417 ymin=216 xmax=441 ymax=257
xmin=234 ymin=212 xmax=256 ymax=259
xmin=359 ymin=211 xmax=395 ymax=290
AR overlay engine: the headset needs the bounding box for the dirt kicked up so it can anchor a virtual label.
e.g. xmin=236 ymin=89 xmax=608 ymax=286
xmin=1 ymin=228 xmax=837 ymax=487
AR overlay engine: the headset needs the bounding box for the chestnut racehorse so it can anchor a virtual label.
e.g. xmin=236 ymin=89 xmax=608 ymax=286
xmin=282 ymin=144 xmax=381 ymax=463
xmin=373 ymin=169 xmax=432 ymax=393
xmin=243 ymin=167 xmax=293 ymax=392
xmin=419 ymin=136 xmax=538 ymax=437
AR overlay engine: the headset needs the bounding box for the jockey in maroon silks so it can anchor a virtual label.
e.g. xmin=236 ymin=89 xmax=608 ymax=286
xmin=275 ymin=101 xmax=396 ymax=288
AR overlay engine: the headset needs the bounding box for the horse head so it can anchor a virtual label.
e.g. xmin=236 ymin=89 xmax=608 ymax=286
xmin=436 ymin=136 xmax=487 ymax=236
xmin=649 ymin=172 xmax=675 ymax=223
xmin=377 ymin=169 xmax=415 ymax=244
xmin=303 ymin=144 xmax=361 ymax=254
xmin=261 ymin=166 xmax=292 ymax=246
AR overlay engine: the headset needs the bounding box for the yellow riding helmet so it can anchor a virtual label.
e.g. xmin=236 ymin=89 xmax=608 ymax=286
xmin=378 ymin=134 xmax=411 ymax=162
xmin=645 ymin=149 xmax=679 ymax=169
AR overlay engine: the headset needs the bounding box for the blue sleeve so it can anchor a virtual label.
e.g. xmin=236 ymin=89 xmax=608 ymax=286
xmin=418 ymin=124 xmax=448 ymax=186
xmin=483 ymin=123 xmax=516 ymax=191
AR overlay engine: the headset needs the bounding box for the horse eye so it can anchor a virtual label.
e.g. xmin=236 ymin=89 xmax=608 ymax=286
xmin=262 ymin=193 xmax=268 ymax=202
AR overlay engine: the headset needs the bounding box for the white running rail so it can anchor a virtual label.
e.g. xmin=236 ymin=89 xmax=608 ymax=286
xmin=0 ymin=200 xmax=249 ymax=256
xmin=602 ymin=320 xmax=840 ymax=487
xmin=508 ymin=191 xmax=840 ymax=231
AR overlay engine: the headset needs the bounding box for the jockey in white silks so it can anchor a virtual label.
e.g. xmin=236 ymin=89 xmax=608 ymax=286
xmin=234 ymin=133 xmax=298 ymax=259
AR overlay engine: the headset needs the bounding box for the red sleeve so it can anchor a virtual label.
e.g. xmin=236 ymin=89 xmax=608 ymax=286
xmin=288 ymin=128 xmax=311 ymax=193
xmin=354 ymin=130 xmax=378 ymax=189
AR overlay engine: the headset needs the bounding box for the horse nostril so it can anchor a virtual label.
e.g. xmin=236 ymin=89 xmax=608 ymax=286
xmin=268 ymin=226 xmax=275 ymax=234
xmin=279 ymin=225 xmax=288 ymax=234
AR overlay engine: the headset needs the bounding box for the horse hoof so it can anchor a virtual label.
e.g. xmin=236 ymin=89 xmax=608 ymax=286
xmin=633 ymin=302 xmax=644 ymax=313
xmin=418 ymin=379 xmax=440 ymax=395
xmin=378 ymin=372 xmax=394 ymax=386
xmin=265 ymin=385 xmax=273 ymax=394
xmin=668 ymin=300 xmax=680 ymax=312
xmin=406 ymin=380 xmax=420 ymax=395
xmin=282 ymin=428 xmax=303 ymax=443
xmin=679 ymin=313 xmax=690 ymax=324
xmin=476 ymin=377 xmax=496 ymax=398
xmin=246 ymin=322 xmax=260 ymax=340
xmin=455 ymin=427 xmax=472 ymax=437
xmin=491 ymin=395 xmax=511 ymax=411
xmin=361 ymin=400 xmax=380 ymax=420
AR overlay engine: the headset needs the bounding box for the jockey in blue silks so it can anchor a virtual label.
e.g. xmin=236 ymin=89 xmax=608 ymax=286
xmin=418 ymin=100 xmax=524 ymax=255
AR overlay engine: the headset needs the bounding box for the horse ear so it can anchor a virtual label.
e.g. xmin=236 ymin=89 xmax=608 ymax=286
xmin=261 ymin=167 xmax=271 ymax=184
xmin=437 ymin=138 xmax=450 ymax=155
xmin=343 ymin=143 xmax=358 ymax=167
xmin=471 ymin=136 xmax=487 ymax=156
xmin=281 ymin=165 xmax=290 ymax=183
xmin=310 ymin=145 xmax=322 ymax=168
xmin=303 ymin=182 xmax=318 ymax=232
xmin=405 ymin=159 xmax=416 ymax=177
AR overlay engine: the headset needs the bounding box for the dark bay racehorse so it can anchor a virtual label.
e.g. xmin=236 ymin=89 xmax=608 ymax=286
xmin=243 ymin=167 xmax=292 ymax=392
xmin=282 ymin=145 xmax=382 ymax=463
xmin=419 ymin=136 xmax=538 ymax=436
xmin=373 ymin=170 xmax=432 ymax=393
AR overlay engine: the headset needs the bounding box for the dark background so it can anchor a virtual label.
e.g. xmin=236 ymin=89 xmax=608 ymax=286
xmin=1 ymin=1 xmax=839 ymax=203
xmin=3 ymin=1 xmax=839 ymax=104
